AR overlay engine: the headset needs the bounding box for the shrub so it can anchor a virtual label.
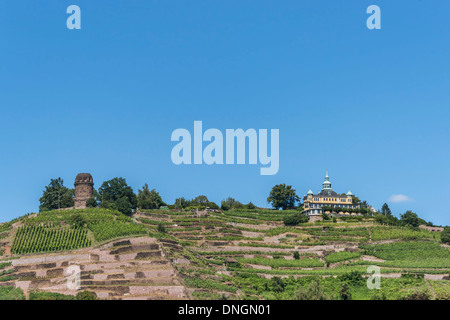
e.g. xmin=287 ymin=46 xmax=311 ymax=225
xmin=400 ymin=290 xmax=431 ymax=300
xmin=157 ymin=223 xmax=166 ymax=233
xmin=0 ymin=286 xmax=25 ymax=300
xmin=293 ymin=280 xmax=331 ymax=300
xmin=271 ymin=277 xmax=285 ymax=293
xmin=29 ymin=291 xmax=74 ymax=300
xmin=371 ymin=292 xmax=387 ymax=300
xmin=441 ymin=227 xmax=450 ymax=244
xmin=337 ymin=271 xmax=364 ymax=285
xmin=76 ymin=290 xmax=97 ymax=300
xmin=340 ymin=283 xmax=352 ymax=300
xmin=283 ymin=213 xmax=308 ymax=226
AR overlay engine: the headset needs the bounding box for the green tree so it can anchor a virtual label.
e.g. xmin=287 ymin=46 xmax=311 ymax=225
xmin=137 ymin=183 xmax=165 ymax=209
xmin=293 ymin=280 xmax=331 ymax=300
xmin=220 ymin=202 xmax=230 ymax=211
xmin=375 ymin=213 xmax=400 ymax=226
xmin=187 ymin=195 xmax=219 ymax=209
xmin=400 ymin=210 xmax=425 ymax=228
xmin=39 ymin=178 xmax=74 ymax=212
xmin=267 ymin=184 xmax=300 ymax=210
xmin=221 ymin=197 xmax=243 ymax=211
xmin=441 ymin=227 xmax=450 ymax=244
xmin=98 ymin=177 xmax=137 ymax=215
xmin=246 ymin=202 xmax=256 ymax=210
xmin=360 ymin=200 xmax=369 ymax=208
xmin=174 ymin=197 xmax=188 ymax=209
xmin=206 ymin=201 xmax=220 ymax=209
xmin=381 ymin=203 xmax=392 ymax=216
xmin=192 ymin=195 xmax=208 ymax=205
xmin=116 ymin=196 xmax=132 ymax=215
xmin=86 ymin=197 xmax=97 ymax=208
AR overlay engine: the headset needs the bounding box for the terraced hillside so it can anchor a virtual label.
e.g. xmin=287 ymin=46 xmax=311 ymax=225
xmin=0 ymin=236 xmax=187 ymax=300
xmin=1 ymin=208 xmax=449 ymax=300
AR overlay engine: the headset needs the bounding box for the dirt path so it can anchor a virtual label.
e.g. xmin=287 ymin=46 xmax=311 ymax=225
xmin=367 ymin=227 xmax=372 ymax=242
xmin=361 ymin=255 xmax=385 ymax=263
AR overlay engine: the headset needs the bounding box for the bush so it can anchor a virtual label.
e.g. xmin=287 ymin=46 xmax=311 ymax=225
xmin=271 ymin=277 xmax=285 ymax=293
xmin=441 ymin=227 xmax=450 ymax=244
xmin=116 ymin=196 xmax=132 ymax=215
xmin=29 ymin=290 xmax=74 ymax=300
xmin=293 ymin=280 xmax=331 ymax=300
xmin=293 ymin=251 xmax=300 ymax=260
xmin=283 ymin=213 xmax=308 ymax=226
xmin=76 ymin=290 xmax=97 ymax=300
xmin=340 ymin=283 xmax=352 ymax=300
xmin=157 ymin=223 xmax=166 ymax=233
xmin=337 ymin=271 xmax=364 ymax=285
xmin=400 ymin=290 xmax=431 ymax=300
xmin=0 ymin=286 xmax=25 ymax=300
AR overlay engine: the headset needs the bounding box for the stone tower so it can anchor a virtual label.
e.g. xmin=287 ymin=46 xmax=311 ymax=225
xmin=74 ymin=173 xmax=94 ymax=209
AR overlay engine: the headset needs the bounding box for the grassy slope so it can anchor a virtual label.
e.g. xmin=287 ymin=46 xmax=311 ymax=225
xmin=1 ymin=208 xmax=449 ymax=300
xmin=137 ymin=209 xmax=449 ymax=300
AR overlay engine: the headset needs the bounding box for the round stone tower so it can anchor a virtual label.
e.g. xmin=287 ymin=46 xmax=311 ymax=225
xmin=74 ymin=173 xmax=94 ymax=209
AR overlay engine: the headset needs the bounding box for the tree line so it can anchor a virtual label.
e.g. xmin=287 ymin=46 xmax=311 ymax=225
xmin=38 ymin=179 xmax=441 ymax=231
xmin=39 ymin=177 xmax=164 ymax=215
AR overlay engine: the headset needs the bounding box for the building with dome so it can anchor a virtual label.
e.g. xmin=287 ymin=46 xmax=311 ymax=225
xmin=303 ymin=170 xmax=360 ymax=219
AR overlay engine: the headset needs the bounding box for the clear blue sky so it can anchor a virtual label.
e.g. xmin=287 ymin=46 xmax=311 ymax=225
xmin=1 ymin=1 xmax=449 ymax=225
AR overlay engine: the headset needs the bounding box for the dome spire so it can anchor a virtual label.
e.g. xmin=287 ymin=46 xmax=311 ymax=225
xmin=322 ymin=169 xmax=332 ymax=191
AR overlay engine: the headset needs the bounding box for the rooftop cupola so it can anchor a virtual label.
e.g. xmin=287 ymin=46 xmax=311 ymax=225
xmin=322 ymin=169 xmax=332 ymax=191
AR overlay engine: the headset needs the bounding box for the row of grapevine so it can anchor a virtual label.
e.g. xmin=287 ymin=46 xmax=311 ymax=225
xmin=23 ymin=208 xmax=132 ymax=227
xmin=88 ymin=221 xmax=147 ymax=242
xmin=370 ymin=226 xmax=434 ymax=241
xmin=11 ymin=225 xmax=91 ymax=254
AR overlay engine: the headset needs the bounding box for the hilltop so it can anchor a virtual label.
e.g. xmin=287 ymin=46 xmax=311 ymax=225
xmin=0 ymin=208 xmax=449 ymax=300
